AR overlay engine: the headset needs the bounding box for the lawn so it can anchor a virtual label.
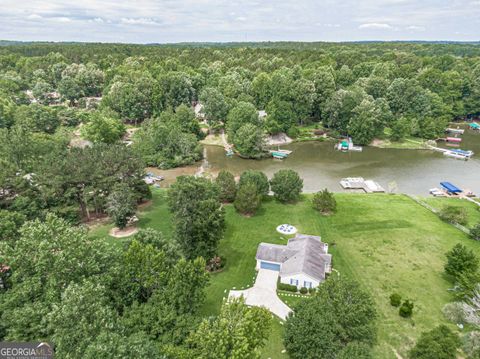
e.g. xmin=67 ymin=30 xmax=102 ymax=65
xmin=422 ymin=196 xmax=480 ymax=228
xmin=89 ymin=190 xmax=480 ymax=359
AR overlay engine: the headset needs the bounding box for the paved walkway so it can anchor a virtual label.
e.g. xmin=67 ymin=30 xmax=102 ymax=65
xmin=229 ymin=268 xmax=292 ymax=320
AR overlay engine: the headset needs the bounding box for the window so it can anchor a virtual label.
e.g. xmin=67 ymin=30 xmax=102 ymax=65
xmin=304 ymin=281 xmax=312 ymax=288
xmin=290 ymin=279 xmax=299 ymax=286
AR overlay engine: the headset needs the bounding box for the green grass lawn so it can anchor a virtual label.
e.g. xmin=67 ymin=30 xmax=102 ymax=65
xmin=422 ymin=196 xmax=480 ymax=228
xmin=89 ymin=190 xmax=480 ymax=359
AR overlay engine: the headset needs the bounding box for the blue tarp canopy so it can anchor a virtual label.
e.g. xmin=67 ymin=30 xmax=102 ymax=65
xmin=440 ymin=182 xmax=462 ymax=193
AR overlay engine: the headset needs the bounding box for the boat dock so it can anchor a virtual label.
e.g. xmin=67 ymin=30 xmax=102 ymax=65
xmin=446 ymin=127 xmax=465 ymax=134
xmin=340 ymin=177 xmax=385 ymax=193
xmin=335 ymin=137 xmax=363 ymax=152
xmin=430 ymin=182 xmax=479 ymax=207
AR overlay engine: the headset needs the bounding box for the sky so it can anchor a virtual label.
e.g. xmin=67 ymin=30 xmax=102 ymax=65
xmin=0 ymin=0 xmax=479 ymax=43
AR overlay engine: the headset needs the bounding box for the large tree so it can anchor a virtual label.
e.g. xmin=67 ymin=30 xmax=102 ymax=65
xmin=408 ymin=325 xmax=460 ymax=359
xmin=284 ymin=275 xmax=377 ymax=359
xmin=188 ymin=297 xmax=271 ymax=359
xmin=270 ymin=169 xmax=303 ymax=203
xmin=168 ymin=176 xmax=225 ymax=260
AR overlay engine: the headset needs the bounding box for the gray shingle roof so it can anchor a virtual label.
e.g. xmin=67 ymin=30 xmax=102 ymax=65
xmin=256 ymin=234 xmax=331 ymax=282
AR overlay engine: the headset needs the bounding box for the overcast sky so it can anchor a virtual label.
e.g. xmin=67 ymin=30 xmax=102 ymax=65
xmin=1 ymin=0 xmax=479 ymax=43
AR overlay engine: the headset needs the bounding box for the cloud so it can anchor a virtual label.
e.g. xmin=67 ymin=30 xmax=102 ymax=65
xmin=406 ymin=25 xmax=426 ymax=31
xmin=0 ymin=0 xmax=478 ymax=43
xmin=358 ymin=23 xmax=392 ymax=29
xmin=120 ymin=17 xmax=161 ymax=26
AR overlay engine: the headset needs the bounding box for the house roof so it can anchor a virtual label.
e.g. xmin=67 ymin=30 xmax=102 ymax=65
xmin=256 ymin=234 xmax=331 ymax=282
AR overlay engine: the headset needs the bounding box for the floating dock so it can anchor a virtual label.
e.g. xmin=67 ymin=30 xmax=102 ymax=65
xmin=340 ymin=177 xmax=385 ymax=193
xmin=446 ymin=128 xmax=465 ymax=134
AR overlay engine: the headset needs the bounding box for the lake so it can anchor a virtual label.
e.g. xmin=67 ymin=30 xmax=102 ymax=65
xmin=153 ymin=127 xmax=480 ymax=195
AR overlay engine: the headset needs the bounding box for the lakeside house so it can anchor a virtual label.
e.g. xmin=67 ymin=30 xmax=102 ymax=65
xmin=255 ymin=234 xmax=332 ymax=289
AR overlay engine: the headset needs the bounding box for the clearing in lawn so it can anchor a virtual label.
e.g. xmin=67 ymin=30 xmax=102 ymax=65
xmin=89 ymin=189 xmax=480 ymax=358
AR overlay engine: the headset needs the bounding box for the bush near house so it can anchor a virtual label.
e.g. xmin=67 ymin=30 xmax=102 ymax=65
xmin=299 ymin=287 xmax=308 ymax=294
xmin=278 ymin=282 xmax=298 ymax=292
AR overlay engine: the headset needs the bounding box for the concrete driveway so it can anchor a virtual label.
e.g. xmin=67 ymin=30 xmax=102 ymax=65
xmin=229 ymin=268 xmax=292 ymax=320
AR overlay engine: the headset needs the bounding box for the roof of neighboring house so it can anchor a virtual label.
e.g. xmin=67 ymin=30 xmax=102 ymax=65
xmin=256 ymin=234 xmax=331 ymax=282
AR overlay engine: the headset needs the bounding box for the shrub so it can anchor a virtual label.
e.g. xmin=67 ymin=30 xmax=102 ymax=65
xmin=216 ymin=170 xmax=237 ymax=203
xmin=445 ymin=243 xmax=479 ymax=281
xmin=287 ymin=126 xmax=300 ymax=139
xmin=206 ymin=256 xmax=225 ymax=272
xmin=472 ymin=224 xmax=480 ymax=241
xmin=238 ymin=170 xmax=269 ymax=197
xmin=299 ymin=287 xmax=308 ymax=294
xmin=312 ymin=189 xmax=337 ymax=214
xmin=234 ymin=182 xmax=262 ymax=216
xmin=409 ymin=325 xmax=460 ymax=359
xmin=308 ymin=287 xmax=316 ymax=294
xmin=270 ymin=169 xmax=303 ymax=203
xmin=399 ymin=300 xmax=414 ymax=318
xmin=389 ymin=293 xmax=402 ymax=307
xmin=278 ymin=282 xmax=298 ymax=292
xmin=439 ymin=205 xmax=468 ymax=225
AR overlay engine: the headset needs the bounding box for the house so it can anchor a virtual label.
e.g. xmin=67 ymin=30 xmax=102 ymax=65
xmin=255 ymin=234 xmax=332 ymax=289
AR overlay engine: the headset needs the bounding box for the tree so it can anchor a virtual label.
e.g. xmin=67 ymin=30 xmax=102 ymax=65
xmin=106 ymin=183 xmax=136 ymax=229
xmin=188 ymin=297 xmax=271 ymax=359
xmin=81 ymin=111 xmax=126 ymax=144
xmin=270 ymin=169 xmax=303 ymax=203
xmin=215 ymin=170 xmax=237 ymax=203
xmin=471 ymin=224 xmax=480 ymax=241
xmin=284 ymin=275 xmax=377 ymax=359
xmin=175 ymin=104 xmax=203 ymax=139
xmin=238 ymin=170 xmax=269 ymax=198
xmin=0 ymin=210 xmax=26 ymax=244
xmin=445 ymin=244 xmax=479 ymax=280
xmin=348 ymin=98 xmax=381 ymax=145
xmin=129 ymin=228 xmax=180 ymax=265
xmin=58 ymin=75 xmax=83 ymax=104
xmin=103 ymin=74 xmax=154 ymax=122
xmin=0 ymin=214 xmax=115 ymax=340
xmin=83 ymin=332 xmax=162 ymax=359
xmin=32 ymin=81 xmax=54 ymax=105
xmin=168 ymin=176 xmax=225 ymax=260
xmin=336 ymin=342 xmax=373 ymax=359
xmin=233 ymin=123 xmax=266 ymax=159
xmin=408 ymin=325 xmax=460 ymax=359
xmin=199 ymin=87 xmax=229 ymax=127
xmin=252 ymin=72 xmax=272 ymax=109
xmin=312 ymin=189 xmax=337 ymax=214
xmin=14 ymin=104 xmax=60 ymax=134
xmin=234 ymin=182 xmax=262 ymax=216
xmin=133 ymin=112 xmax=202 ymax=169
xmin=48 ymin=281 xmax=119 ymax=358
xmin=226 ymin=101 xmax=261 ymax=140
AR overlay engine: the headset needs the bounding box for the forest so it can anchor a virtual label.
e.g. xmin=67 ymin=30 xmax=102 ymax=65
xmin=1 ymin=41 xmax=480 ymax=358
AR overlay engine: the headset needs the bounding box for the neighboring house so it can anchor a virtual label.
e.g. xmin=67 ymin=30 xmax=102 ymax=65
xmin=255 ymin=234 xmax=332 ymax=289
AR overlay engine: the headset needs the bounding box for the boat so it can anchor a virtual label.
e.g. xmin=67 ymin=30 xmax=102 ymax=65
xmin=226 ymin=149 xmax=234 ymax=156
xmin=446 ymin=137 xmax=462 ymax=143
xmin=469 ymin=122 xmax=480 ymax=131
xmin=450 ymin=149 xmax=474 ymax=158
xmin=443 ymin=151 xmax=469 ymax=160
xmin=446 ymin=128 xmax=465 ymax=134
xmin=335 ymin=138 xmax=363 ymax=152
xmin=429 ymin=188 xmax=447 ymax=197
xmin=271 ymin=151 xmax=288 ymax=159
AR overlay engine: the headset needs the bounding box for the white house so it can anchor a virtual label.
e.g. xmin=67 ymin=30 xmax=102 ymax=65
xmin=255 ymin=234 xmax=332 ymax=289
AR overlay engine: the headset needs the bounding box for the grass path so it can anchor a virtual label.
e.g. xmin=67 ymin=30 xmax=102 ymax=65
xmin=89 ymin=190 xmax=480 ymax=358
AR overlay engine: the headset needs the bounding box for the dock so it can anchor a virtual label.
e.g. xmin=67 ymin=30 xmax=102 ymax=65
xmin=340 ymin=177 xmax=385 ymax=193
xmin=446 ymin=128 xmax=465 ymax=135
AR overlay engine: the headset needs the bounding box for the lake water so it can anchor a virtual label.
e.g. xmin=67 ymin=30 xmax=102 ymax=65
xmin=153 ymin=127 xmax=480 ymax=195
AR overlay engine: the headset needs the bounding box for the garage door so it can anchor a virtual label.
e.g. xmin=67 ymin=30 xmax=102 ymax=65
xmin=260 ymin=261 xmax=281 ymax=271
